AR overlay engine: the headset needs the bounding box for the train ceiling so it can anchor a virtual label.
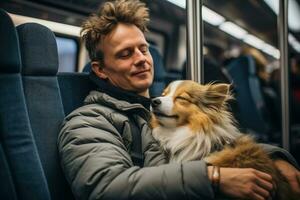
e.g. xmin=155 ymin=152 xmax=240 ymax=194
xmin=2 ymin=0 xmax=300 ymax=52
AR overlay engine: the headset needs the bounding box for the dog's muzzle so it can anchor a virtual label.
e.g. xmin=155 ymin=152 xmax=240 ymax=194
xmin=151 ymin=97 xmax=162 ymax=108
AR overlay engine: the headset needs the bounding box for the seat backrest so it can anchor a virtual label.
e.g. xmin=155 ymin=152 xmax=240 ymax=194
xmin=203 ymin=57 xmax=232 ymax=84
xmin=149 ymin=46 xmax=166 ymax=97
xmin=58 ymin=72 xmax=96 ymax=116
xmin=227 ymin=55 xmax=268 ymax=135
xmin=82 ymin=62 xmax=92 ymax=73
xmin=0 ymin=9 xmax=51 ymax=200
xmin=17 ymin=23 xmax=74 ymax=200
xmin=0 ymin=144 xmax=17 ymax=200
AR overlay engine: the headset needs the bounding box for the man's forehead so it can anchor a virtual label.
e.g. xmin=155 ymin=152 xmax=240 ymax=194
xmin=104 ymin=24 xmax=145 ymax=44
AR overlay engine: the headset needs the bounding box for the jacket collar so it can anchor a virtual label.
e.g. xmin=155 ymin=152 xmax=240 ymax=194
xmin=86 ymin=72 xmax=151 ymax=120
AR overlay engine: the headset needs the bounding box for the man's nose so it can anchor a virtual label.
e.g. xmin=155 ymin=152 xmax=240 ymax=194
xmin=134 ymin=50 xmax=147 ymax=66
xmin=151 ymin=98 xmax=161 ymax=107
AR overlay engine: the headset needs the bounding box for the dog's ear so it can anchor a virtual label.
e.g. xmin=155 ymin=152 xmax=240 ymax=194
xmin=203 ymin=83 xmax=232 ymax=108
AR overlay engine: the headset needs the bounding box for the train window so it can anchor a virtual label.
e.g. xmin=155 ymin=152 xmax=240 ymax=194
xmin=55 ymin=36 xmax=78 ymax=72
xmin=202 ymin=1 xmax=282 ymax=145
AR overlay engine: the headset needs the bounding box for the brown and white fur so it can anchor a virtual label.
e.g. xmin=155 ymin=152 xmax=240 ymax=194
xmin=151 ymin=80 xmax=297 ymax=200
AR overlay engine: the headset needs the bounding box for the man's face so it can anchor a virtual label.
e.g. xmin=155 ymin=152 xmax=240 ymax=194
xmin=93 ymin=23 xmax=154 ymax=97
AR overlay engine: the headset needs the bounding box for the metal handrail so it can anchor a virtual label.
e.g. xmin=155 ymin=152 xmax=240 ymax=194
xmin=278 ymin=0 xmax=290 ymax=150
xmin=186 ymin=0 xmax=203 ymax=83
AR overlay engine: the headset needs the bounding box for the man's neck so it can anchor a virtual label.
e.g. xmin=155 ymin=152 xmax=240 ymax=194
xmin=89 ymin=72 xmax=152 ymax=110
xmin=105 ymin=78 xmax=150 ymax=98
xmin=138 ymin=90 xmax=150 ymax=98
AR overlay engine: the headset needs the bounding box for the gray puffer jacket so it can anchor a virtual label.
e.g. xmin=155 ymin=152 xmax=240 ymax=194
xmin=58 ymin=90 xmax=298 ymax=200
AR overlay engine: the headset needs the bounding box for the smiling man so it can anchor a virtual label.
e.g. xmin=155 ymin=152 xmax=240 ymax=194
xmin=91 ymin=23 xmax=154 ymax=97
xmin=57 ymin=0 xmax=300 ymax=200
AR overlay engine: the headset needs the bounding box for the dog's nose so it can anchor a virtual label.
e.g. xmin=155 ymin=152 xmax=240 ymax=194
xmin=151 ymin=98 xmax=161 ymax=107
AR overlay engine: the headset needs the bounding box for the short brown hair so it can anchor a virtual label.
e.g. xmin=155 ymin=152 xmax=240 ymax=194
xmin=81 ymin=0 xmax=150 ymax=61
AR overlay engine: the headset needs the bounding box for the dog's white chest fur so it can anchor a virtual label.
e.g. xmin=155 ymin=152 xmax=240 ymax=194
xmin=152 ymin=124 xmax=241 ymax=163
xmin=153 ymin=125 xmax=210 ymax=162
xmin=152 ymin=125 xmax=192 ymax=162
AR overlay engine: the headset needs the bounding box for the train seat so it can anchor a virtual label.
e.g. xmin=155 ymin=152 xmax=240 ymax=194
xmin=0 ymin=9 xmax=51 ymax=200
xmin=17 ymin=23 xmax=74 ymax=200
xmin=148 ymin=45 xmax=166 ymax=97
xmin=82 ymin=62 xmax=91 ymax=73
xmin=227 ymin=55 xmax=268 ymax=138
xmin=248 ymin=55 xmax=266 ymax=112
xmin=58 ymin=72 xmax=96 ymax=116
xmin=0 ymin=144 xmax=17 ymax=200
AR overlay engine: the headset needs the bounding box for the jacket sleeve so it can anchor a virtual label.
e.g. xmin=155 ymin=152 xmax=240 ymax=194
xmin=259 ymin=143 xmax=299 ymax=169
xmin=140 ymin=122 xmax=169 ymax=167
xmin=58 ymin=113 xmax=214 ymax=200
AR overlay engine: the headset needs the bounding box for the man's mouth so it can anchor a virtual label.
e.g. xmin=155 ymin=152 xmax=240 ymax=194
xmin=132 ymin=69 xmax=150 ymax=76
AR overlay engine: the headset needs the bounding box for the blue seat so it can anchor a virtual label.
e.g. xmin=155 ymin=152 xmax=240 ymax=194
xmin=0 ymin=144 xmax=17 ymax=200
xmin=82 ymin=62 xmax=92 ymax=73
xmin=17 ymin=23 xmax=74 ymax=200
xmin=149 ymin=46 xmax=166 ymax=97
xmin=0 ymin=11 xmax=17 ymax=200
xmin=58 ymin=72 xmax=96 ymax=116
xmin=227 ymin=55 xmax=268 ymax=137
xmin=0 ymin=9 xmax=51 ymax=200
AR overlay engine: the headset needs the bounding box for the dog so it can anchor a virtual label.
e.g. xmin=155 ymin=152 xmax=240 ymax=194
xmin=151 ymin=80 xmax=296 ymax=200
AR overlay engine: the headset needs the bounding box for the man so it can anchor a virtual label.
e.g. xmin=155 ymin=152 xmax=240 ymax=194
xmin=58 ymin=0 xmax=300 ymax=199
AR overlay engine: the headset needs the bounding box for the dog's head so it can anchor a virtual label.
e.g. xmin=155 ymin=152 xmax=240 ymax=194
xmin=151 ymin=80 xmax=233 ymax=131
xmin=151 ymin=80 xmax=241 ymax=162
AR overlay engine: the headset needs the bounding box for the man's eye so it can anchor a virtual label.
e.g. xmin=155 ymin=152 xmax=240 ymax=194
xmin=140 ymin=46 xmax=149 ymax=54
xmin=119 ymin=50 xmax=131 ymax=58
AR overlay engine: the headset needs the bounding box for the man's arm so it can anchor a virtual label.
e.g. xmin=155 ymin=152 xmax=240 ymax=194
xmin=58 ymin=114 xmax=214 ymax=200
xmin=274 ymin=159 xmax=300 ymax=196
xmin=141 ymin=121 xmax=168 ymax=167
xmin=260 ymin=143 xmax=300 ymax=195
xmin=259 ymin=143 xmax=299 ymax=169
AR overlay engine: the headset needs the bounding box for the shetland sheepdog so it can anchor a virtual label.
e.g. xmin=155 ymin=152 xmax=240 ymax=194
xmin=151 ymin=80 xmax=296 ymax=200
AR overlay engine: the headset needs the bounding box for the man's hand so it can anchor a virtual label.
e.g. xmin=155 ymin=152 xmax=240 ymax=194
xmin=208 ymin=167 xmax=274 ymax=200
xmin=274 ymin=159 xmax=300 ymax=196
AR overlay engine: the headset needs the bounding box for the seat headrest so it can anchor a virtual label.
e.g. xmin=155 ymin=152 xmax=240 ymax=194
xmin=247 ymin=55 xmax=257 ymax=75
xmin=82 ymin=62 xmax=92 ymax=73
xmin=149 ymin=46 xmax=166 ymax=80
xmin=17 ymin=23 xmax=58 ymax=76
xmin=0 ymin=9 xmax=21 ymax=73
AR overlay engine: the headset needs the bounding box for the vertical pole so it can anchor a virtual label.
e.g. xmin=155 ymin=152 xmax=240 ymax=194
xmin=278 ymin=0 xmax=290 ymax=150
xmin=186 ymin=0 xmax=203 ymax=83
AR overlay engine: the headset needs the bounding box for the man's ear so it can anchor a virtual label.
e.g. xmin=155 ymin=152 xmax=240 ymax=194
xmin=91 ymin=61 xmax=108 ymax=79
